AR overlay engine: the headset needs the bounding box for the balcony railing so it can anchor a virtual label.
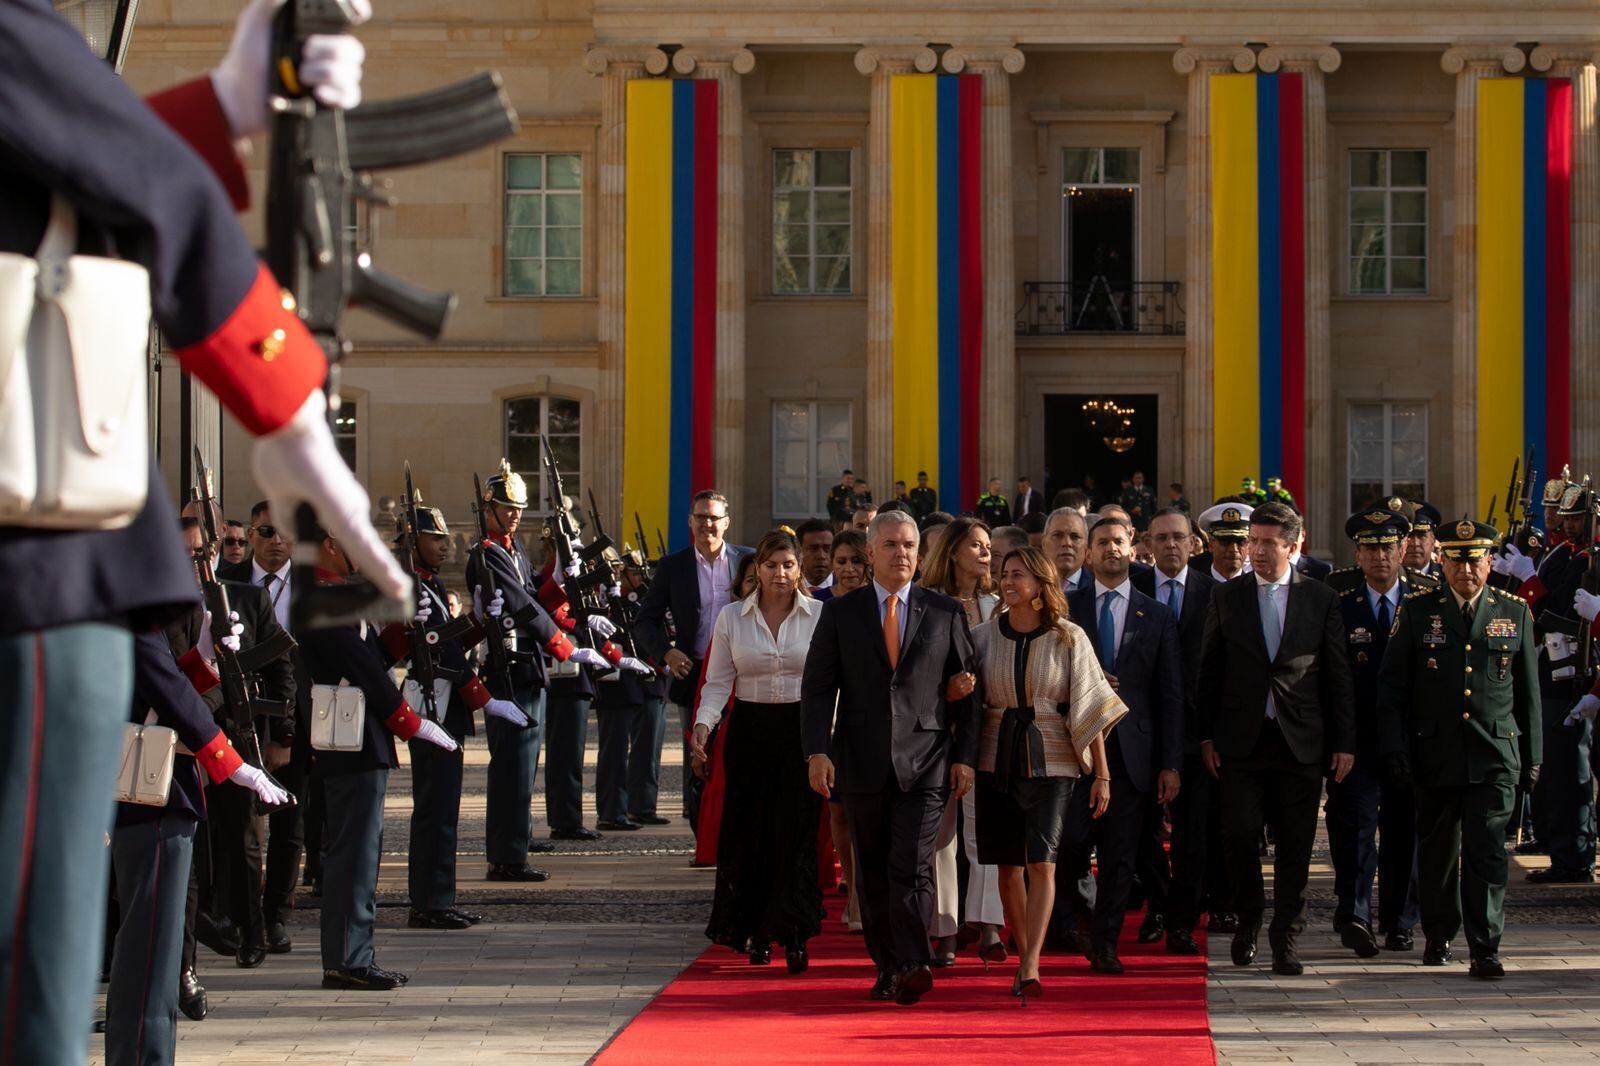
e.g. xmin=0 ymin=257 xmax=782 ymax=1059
xmin=1016 ymin=280 xmax=1185 ymax=336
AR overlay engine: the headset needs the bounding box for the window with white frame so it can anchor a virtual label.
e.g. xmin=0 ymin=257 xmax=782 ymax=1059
xmin=772 ymin=400 xmax=851 ymax=517
xmin=1349 ymin=149 xmax=1427 ymax=295
xmin=772 ymin=149 xmax=852 ymax=294
xmin=1348 ymin=402 xmax=1427 ymax=511
xmin=504 ymin=153 xmax=582 ymax=296
xmin=504 ymin=396 xmax=581 ymax=510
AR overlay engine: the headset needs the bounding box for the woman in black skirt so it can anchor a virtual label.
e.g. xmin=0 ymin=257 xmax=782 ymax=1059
xmin=691 ymin=530 xmax=824 ymax=972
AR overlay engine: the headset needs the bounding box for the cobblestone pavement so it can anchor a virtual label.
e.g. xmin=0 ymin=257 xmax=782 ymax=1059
xmin=88 ymin=709 xmax=1599 ymax=1064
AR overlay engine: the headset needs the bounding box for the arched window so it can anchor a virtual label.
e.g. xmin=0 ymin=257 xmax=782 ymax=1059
xmin=504 ymin=396 xmax=581 ymax=510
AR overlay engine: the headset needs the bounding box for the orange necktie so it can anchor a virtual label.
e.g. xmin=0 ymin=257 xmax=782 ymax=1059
xmin=884 ymin=593 xmax=900 ymax=670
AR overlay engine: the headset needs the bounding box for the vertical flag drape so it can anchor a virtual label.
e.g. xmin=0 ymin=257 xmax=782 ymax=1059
xmin=890 ymin=74 xmax=983 ymax=515
xmin=624 ymin=79 xmax=718 ymax=553
xmin=1210 ymin=72 xmax=1306 ymax=502
xmin=1476 ymin=77 xmax=1573 ymax=511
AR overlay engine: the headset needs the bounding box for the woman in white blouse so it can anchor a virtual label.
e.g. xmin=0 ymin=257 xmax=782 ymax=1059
xmin=690 ymin=530 xmax=824 ymax=973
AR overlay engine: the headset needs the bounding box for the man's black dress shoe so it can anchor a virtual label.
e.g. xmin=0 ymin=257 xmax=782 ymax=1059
xmin=1209 ymin=911 xmax=1239 ymax=933
xmin=528 ymin=840 xmax=557 ymax=854
xmin=450 ymin=908 xmax=484 ymax=925
xmin=409 ymin=908 xmax=472 ymax=930
xmin=487 ymin=863 xmax=550 ymax=882
xmin=748 ymin=944 xmax=772 ymax=965
xmin=236 ymin=945 xmax=266 ymax=969
xmin=1089 ymin=945 xmax=1125 ymax=974
xmin=1137 ymin=913 xmax=1164 ymax=944
xmin=369 ymin=965 xmax=410 ymax=985
xmin=869 ymin=971 xmax=898 ymax=1001
xmin=597 ymin=818 xmax=642 ymax=832
xmin=1271 ymin=946 xmax=1304 ymax=976
xmin=1231 ymin=929 xmax=1258 ymax=966
xmin=1385 ymin=930 xmax=1414 ymax=952
xmin=266 ymin=921 xmax=292 ymax=954
xmin=550 ymin=826 xmax=602 ymax=841
xmin=196 ymin=912 xmax=240 ymax=958
xmin=1423 ymin=939 xmax=1453 ymax=965
xmin=931 ymin=935 xmax=957 ymax=967
xmin=1340 ymin=918 xmax=1381 ymax=958
xmin=786 ymin=946 xmax=808 ymax=974
xmin=1527 ymin=866 xmax=1593 ymax=884
xmin=1166 ymin=929 xmax=1200 ymax=955
xmin=178 ymin=967 xmax=209 ymax=1021
xmin=896 ymin=964 xmax=932 ymax=1005
xmin=1469 ymin=953 xmax=1505 ymax=979
xmin=629 ymin=813 xmax=672 ymax=826
xmin=1513 ymin=837 xmax=1548 ymax=855
xmin=322 ymin=967 xmax=406 ymax=990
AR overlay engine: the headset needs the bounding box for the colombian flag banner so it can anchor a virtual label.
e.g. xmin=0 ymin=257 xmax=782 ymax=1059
xmin=890 ymin=74 xmax=983 ymax=515
xmin=1210 ymin=72 xmax=1305 ymax=502
xmin=624 ymin=79 xmax=718 ymax=553
xmin=1476 ymin=78 xmax=1573 ymax=511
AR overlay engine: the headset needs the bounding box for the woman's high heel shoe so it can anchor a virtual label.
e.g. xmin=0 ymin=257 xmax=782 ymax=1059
xmin=748 ymin=944 xmax=772 ymax=966
xmin=1016 ymin=977 xmax=1042 ymax=1007
xmin=978 ymin=928 xmax=1008 ymax=972
xmin=785 ymin=946 xmax=809 ymax=974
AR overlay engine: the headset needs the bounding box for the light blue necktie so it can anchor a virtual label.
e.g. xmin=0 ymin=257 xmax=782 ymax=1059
xmin=1097 ymin=590 xmax=1118 ymax=671
xmin=1262 ymin=583 xmax=1282 ymax=719
xmin=1164 ymin=578 xmax=1182 ymax=617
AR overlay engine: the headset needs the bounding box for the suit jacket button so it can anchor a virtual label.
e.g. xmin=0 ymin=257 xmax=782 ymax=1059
xmin=1463 ymin=689 xmax=1471 ymax=697
xmin=1462 ymin=712 xmax=1470 ymax=720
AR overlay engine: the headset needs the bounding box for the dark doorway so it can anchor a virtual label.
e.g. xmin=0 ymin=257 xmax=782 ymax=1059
xmin=1042 ymin=393 xmax=1159 ymax=510
xmin=1065 ymin=188 xmax=1135 ymax=330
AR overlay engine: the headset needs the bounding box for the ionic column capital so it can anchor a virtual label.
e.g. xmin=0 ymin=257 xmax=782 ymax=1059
xmin=941 ymin=45 xmax=1025 ymax=75
xmin=1257 ymin=44 xmax=1341 ymax=74
xmin=854 ymin=44 xmax=939 ymax=76
xmin=1530 ymin=42 xmax=1600 ymax=72
xmin=671 ymin=45 xmax=756 ymax=76
xmin=1440 ymin=45 xmax=1526 ymax=75
xmin=582 ymin=46 xmax=669 ymax=77
xmin=1172 ymin=45 xmax=1256 ymax=75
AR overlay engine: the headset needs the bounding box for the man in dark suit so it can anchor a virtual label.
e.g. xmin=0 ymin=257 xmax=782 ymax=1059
xmin=802 ymin=511 xmax=979 ymax=1005
xmin=1056 ymin=515 xmax=1184 ymax=973
xmin=1013 ymin=476 xmax=1046 ymax=521
xmin=632 ymin=490 xmax=753 ymax=833
xmin=1133 ymin=507 xmax=1222 ymax=953
xmin=1198 ymin=502 xmax=1356 ymax=976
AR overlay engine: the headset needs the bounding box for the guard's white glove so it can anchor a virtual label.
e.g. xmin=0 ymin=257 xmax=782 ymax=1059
xmin=619 ymin=657 xmax=655 ymax=676
xmin=252 ymin=392 xmax=410 ymax=602
xmin=1490 ymin=552 xmax=1512 ymax=576
xmin=413 ymin=587 xmax=434 ymax=627
xmin=484 ymin=698 xmax=529 ymax=728
xmin=412 ymin=718 xmax=458 ymax=752
xmin=1575 ymin=588 xmax=1600 ymax=623
xmin=565 ymin=558 xmax=583 ymax=579
xmin=586 ymin=614 xmax=618 ymax=639
xmin=229 ymin=763 xmax=291 ymax=807
xmin=473 ymin=585 xmax=506 ymax=619
xmin=1565 ymin=693 xmax=1600 ymax=727
xmin=197 ymin=609 xmax=244 ymax=665
xmin=210 ymin=0 xmax=372 ymax=141
xmin=1501 ymin=544 xmax=1536 ymax=583
xmin=569 ymin=647 xmax=609 ymax=670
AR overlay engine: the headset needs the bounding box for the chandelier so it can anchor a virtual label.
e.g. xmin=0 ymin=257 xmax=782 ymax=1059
xmin=1082 ymin=397 xmax=1137 ymax=453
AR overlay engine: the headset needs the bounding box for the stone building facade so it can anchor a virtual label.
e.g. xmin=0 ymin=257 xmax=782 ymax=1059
xmin=124 ymin=2 xmax=1599 ymax=561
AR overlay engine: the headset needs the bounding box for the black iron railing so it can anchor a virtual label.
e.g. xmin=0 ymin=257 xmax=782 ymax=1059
xmin=1016 ymin=280 xmax=1184 ymax=336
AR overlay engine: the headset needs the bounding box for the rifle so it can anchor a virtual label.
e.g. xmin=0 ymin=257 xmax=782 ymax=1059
xmin=634 ymin=512 xmax=653 ymax=569
xmin=189 ymin=448 xmax=296 ymax=809
xmin=1484 ymin=494 xmax=1497 ymax=527
xmin=656 ymin=528 xmax=668 ymax=560
xmin=539 ymin=435 xmax=611 ymax=604
xmin=267 ymin=0 xmax=517 ymax=630
xmin=398 ymin=464 xmax=474 ymax=721
xmin=1502 ymin=448 xmax=1532 ymax=548
xmin=469 ymin=472 xmax=516 ymax=689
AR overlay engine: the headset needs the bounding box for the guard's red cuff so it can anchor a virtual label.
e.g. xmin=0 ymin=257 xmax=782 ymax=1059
xmin=176 ymin=646 xmax=220 ymax=695
xmin=194 ymin=730 xmax=245 ymax=784
xmin=173 ymin=264 xmax=327 ymax=435
xmin=545 ymin=632 xmax=575 ymax=661
xmin=553 ymin=603 xmax=576 ymax=631
xmin=384 ymin=701 xmax=423 ymax=741
xmin=458 ymin=675 xmax=492 ymax=711
xmin=378 ymin=623 xmax=409 ymax=662
xmin=600 ymin=641 xmax=624 ymax=667
xmin=537 ymin=578 xmax=569 ymax=614
xmin=145 ymin=77 xmax=250 ymax=212
xmin=1516 ymin=575 xmax=1547 ymax=603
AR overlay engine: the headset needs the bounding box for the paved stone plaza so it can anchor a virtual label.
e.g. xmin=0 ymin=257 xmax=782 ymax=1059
xmin=89 ymin=718 xmax=1600 ymax=1065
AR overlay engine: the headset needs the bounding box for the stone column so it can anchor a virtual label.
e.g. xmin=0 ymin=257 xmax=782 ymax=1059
xmin=1172 ymin=45 xmax=1257 ymax=506
xmin=1532 ymin=44 xmax=1600 ymax=477
xmin=1441 ymin=45 xmax=1526 ymax=516
xmin=673 ymin=46 xmax=757 ymax=508
xmin=1259 ymin=44 xmax=1340 ymax=553
xmin=943 ymin=44 xmax=1026 ymax=493
xmin=855 ymin=44 xmax=939 ymax=498
xmin=584 ymin=46 xmax=668 ymax=521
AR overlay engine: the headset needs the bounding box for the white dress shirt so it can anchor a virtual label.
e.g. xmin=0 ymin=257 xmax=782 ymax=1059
xmin=695 ymin=591 xmax=820 ymax=728
xmin=251 ymin=559 xmax=292 ymax=634
xmin=1094 ymin=577 xmax=1133 ymax=657
xmin=693 ymin=544 xmax=732 ymax=657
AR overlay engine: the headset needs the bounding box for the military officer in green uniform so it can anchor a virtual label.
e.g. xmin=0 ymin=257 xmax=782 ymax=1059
xmin=1379 ymin=519 xmax=1541 ymax=979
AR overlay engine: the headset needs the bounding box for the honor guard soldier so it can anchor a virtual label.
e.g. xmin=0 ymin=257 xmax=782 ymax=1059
xmin=0 ymin=3 xmax=400 ymax=1059
xmin=299 ymin=524 xmax=459 ymax=990
xmin=1329 ymin=507 xmax=1423 ymax=957
xmin=1542 ymin=468 xmax=1573 ymax=548
xmin=465 ymin=463 xmax=606 ymax=880
xmin=590 ymin=551 xmax=666 ymax=830
xmin=380 ymin=501 xmax=531 ymax=928
xmin=1379 ymin=519 xmax=1541 ymax=978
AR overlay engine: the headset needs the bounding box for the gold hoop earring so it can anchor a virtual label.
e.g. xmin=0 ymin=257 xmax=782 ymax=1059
xmin=1030 ymin=596 xmax=1043 ymax=611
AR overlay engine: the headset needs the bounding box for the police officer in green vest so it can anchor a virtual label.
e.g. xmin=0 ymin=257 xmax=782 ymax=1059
xmin=1379 ymin=518 xmax=1541 ymax=979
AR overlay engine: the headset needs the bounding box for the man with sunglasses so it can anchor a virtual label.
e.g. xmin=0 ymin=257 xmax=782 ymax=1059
xmin=221 ymin=521 xmax=252 ymax=566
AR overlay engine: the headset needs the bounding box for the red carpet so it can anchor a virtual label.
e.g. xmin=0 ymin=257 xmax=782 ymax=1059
xmin=597 ymin=900 xmax=1214 ymax=1065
